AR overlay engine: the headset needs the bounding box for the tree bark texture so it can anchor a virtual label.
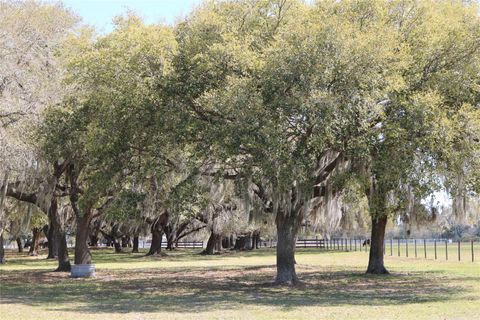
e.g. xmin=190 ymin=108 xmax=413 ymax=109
xmin=56 ymin=231 xmax=71 ymax=271
xmin=0 ymin=233 xmax=5 ymax=264
xmin=275 ymin=210 xmax=302 ymax=285
xmin=366 ymin=215 xmax=389 ymax=274
xmin=16 ymin=237 xmax=23 ymax=253
xmin=29 ymin=227 xmax=41 ymax=256
xmin=74 ymin=214 xmax=92 ymax=265
xmin=203 ymin=232 xmax=220 ymax=255
xmin=132 ymin=235 xmax=139 ymax=253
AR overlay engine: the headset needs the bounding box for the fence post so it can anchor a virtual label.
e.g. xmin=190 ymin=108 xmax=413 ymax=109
xmin=390 ymin=238 xmax=393 ymax=256
xmin=472 ymin=240 xmax=474 ymax=262
xmin=458 ymin=240 xmax=461 ymax=261
xmin=414 ymin=239 xmax=417 ymax=258
xmin=445 ymin=240 xmax=448 ymax=261
xmin=424 ymin=239 xmax=427 ymax=259
xmin=350 ymin=238 xmax=352 ymax=251
xmin=406 ymin=239 xmax=409 ymax=257
xmin=398 ymin=238 xmax=400 ymax=256
xmin=316 ymin=236 xmax=318 ymax=248
xmin=434 ymin=239 xmax=437 ymax=260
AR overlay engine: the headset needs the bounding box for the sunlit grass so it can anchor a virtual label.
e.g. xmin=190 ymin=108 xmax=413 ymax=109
xmin=1 ymin=247 xmax=479 ymax=320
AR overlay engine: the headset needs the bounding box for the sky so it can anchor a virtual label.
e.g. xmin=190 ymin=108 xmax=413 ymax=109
xmin=60 ymin=0 xmax=202 ymax=33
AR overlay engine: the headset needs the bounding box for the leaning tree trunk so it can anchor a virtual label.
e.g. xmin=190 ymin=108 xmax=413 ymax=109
xmin=275 ymin=210 xmax=301 ymax=285
xmin=147 ymin=227 xmax=163 ymax=256
xmin=74 ymin=214 xmax=92 ymax=265
xmin=0 ymin=233 xmax=5 ymax=264
xmin=29 ymin=227 xmax=41 ymax=256
xmin=56 ymin=231 xmax=71 ymax=272
xmin=366 ymin=215 xmax=389 ymax=274
xmin=132 ymin=235 xmax=139 ymax=253
xmin=166 ymin=235 xmax=175 ymax=250
xmin=113 ymin=240 xmax=123 ymax=253
xmin=203 ymin=232 xmax=220 ymax=255
xmin=16 ymin=237 xmax=23 ymax=253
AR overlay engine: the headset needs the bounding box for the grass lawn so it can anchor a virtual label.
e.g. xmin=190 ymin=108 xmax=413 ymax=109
xmin=0 ymin=247 xmax=479 ymax=320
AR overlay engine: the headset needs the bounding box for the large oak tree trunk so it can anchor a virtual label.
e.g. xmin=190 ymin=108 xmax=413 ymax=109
xmin=46 ymin=222 xmax=58 ymax=259
xmin=203 ymin=232 xmax=220 ymax=255
xmin=46 ymin=198 xmax=61 ymax=259
xmin=29 ymin=227 xmax=41 ymax=256
xmin=74 ymin=214 xmax=92 ymax=265
xmin=0 ymin=233 xmax=5 ymax=264
xmin=147 ymin=214 xmax=168 ymax=256
xmin=16 ymin=237 xmax=23 ymax=253
xmin=132 ymin=235 xmax=139 ymax=253
xmin=275 ymin=211 xmax=301 ymax=285
xmin=49 ymin=197 xmax=71 ymax=271
xmin=147 ymin=228 xmax=163 ymax=255
xmin=114 ymin=240 xmax=123 ymax=253
xmin=366 ymin=215 xmax=389 ymax=274
xmin=56 ymin=231 xmax=71 ymax=272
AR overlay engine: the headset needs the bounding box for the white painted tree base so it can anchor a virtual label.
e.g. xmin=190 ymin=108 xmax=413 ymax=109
xmin=70 ymin=264 xmax=96 ymax=278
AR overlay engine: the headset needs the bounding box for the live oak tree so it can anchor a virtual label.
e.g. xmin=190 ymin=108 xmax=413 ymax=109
xmin=347 ymin=0 xmax=480 ymax=274
xmin=0 ymin=0 xmax=78 ymax=269
xmin=41 ymin=15 xmax=178 ymax=266
xmin=172 ymin=0 xmax=402 ymax=284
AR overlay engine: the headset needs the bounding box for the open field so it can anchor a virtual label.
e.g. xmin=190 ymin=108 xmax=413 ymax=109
xmin=0 ymin=248 xmax=479 ymax=320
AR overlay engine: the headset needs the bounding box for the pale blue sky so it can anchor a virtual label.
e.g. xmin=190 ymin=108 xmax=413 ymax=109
xmin=60 ymin=0 xmax=202 ymax=33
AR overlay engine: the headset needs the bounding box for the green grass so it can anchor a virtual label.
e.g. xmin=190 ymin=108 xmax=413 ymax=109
xmin=1 ymin=247 xmax=479 ymax=320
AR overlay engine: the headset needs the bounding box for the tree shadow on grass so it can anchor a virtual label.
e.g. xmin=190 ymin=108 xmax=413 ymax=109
xmin=0 ymin=265 xmax=472 ymax=315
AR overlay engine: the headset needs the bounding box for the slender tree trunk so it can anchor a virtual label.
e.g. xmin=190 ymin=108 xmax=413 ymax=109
xmin=366 ymin=215 xmax=389 ymax=274
xmin=245 ymin=232 xmax=252 ymax=250
xmin=49 ymin=197 xmax=71 ymax=271
xmin=16 ymin=237 xmax=23 ymax=253
xmin=29 ymin=227 xmax=41 ymax=256
xmin=0 ymin=233 xmax=5 ymax=264
xmin=275 ymin=210 xmax=301 ymax=285
xmin=147 ymin=228 xmax=163 ymax=255
xmin=166 ymin=235 xmax=175 ymax=250
xmin=56 ymin=231 xmax=71 ymax=272
xmin=74 ymin=214 xmax=92 ymax=265
xmin=121 ymin=236 xmax=129 ymax=248
xmin=46 ymin=222 xmax=58 ymax=259
xmin=89 ymin=235 xmax=99 ymax=247
xmin=132 ymin=235 xmax=139 ymax=253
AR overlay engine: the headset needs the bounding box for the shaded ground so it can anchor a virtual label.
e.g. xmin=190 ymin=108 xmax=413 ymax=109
xmin=0 ymin=248 xmax=479 ymax=320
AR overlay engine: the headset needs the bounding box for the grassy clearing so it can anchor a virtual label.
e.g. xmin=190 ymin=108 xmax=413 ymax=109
xmin=1 ymin=247 xmax=479 ymax=320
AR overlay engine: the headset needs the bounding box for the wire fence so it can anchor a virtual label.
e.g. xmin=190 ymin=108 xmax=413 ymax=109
xmin=291 ymin=238 xmax=479 ymax=262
